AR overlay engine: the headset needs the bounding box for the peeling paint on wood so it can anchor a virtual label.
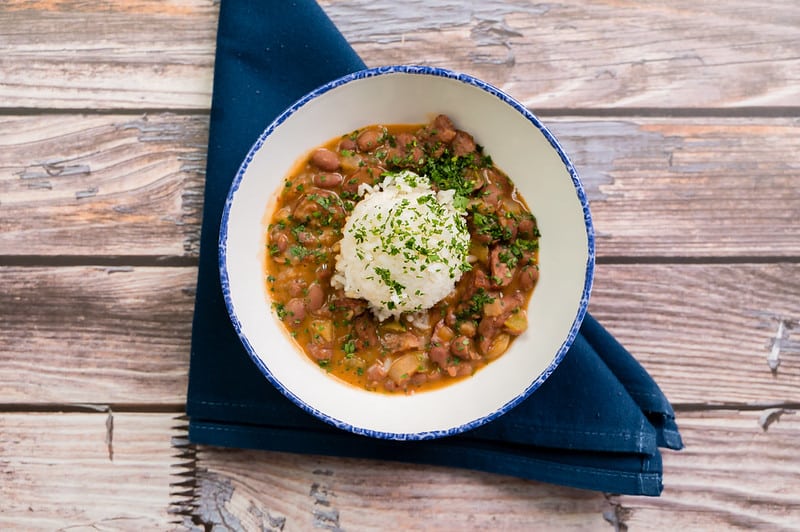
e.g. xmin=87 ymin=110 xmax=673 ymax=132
xmin=758 ymin=408 xmax=795 ymax=431
xmin=191 ymin=469 xmax=245 ymax=531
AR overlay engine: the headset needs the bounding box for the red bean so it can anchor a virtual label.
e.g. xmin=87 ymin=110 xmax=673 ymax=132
xmin=339 ymin=138 xmax=356 ymax=151
xmin=285 ymin=298 xmax=306 ymax=324
xmin=450 ymin=335 xmax=478 ymax=360
xmin=312 ymin=172 xmax=344 ymax=188
xmin=356 ymin=129 xmax=381 ymax=152
xmin=271 ymin=230 xmax=289 ymax=253
xmin=518 ymin=265 xmax=540 ymax=291
xmin=306 ymin=283 xmax=325 ymax=311
xmin=310 ymin=148 xmax=340 ymax=171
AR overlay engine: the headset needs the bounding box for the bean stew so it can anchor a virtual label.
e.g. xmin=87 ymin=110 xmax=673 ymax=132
xmin=265 ymin=115 xmax=540 ymax=394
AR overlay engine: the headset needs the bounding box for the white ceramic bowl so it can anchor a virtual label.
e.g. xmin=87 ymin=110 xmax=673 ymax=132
xmin=220 ymin=65 xmax=594 ymax=440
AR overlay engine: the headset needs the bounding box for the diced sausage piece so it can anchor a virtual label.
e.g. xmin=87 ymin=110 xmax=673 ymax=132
xmin=451 ymin=130 xmax=476 ymax=156
xmin=385 ymin=132 xmax=424 ymax=168
xmin=429 ymin=345 xmax=450 ymax=371
xmin=307 ymin=343 xmax=332 ymax=361
xmin=295 ymin=230 xmax=317 ymax=246
xmin=306 ymin=283 xmax=325 ymax=311
xmin=356 ymin=129 xmax=382 ymax=152
xmin=432 ymin=114 xmax=457 ymax=143
xmin=419 ymin=114 xmax=457 ymax=146
xmin=429 ymin=320 xmax=454 ymax=370
xmin=331 ymin=295 xmax=368 ymax=319
xmin=343 ymin=166 xmax=381 ymax=194
xmin=409 ymin=373 xmax=428 ymax=386
xmin=365 ymin=360 xmax=388 ymax=383
xmin=480 ymin=179 xmax=504 ymax=211
xmin=353 ymin=315 xmax=379 ymax=350
xmin=315 ymin=263 xmax=333 ymax=283
xmin=310 ymin=148 xmax=340 ymax=171
xmin=490 ymin=245 xmax=515 ymax=287
xmin=382 ymin=332 xmax=424 ymax=352
xmin=288 ymin=278 xmax=307 ymax=297
xmin=518 ymin=215 xmax=537 ymax=239
xmin=478 ymin=315 xmax=500 ymax=341
xmin=474 ymin=268 xmax=493 ymax=290
xmin=497 ymin=213 xmax=519 ymax=242
xmin=292 ymin=189 xmax=345 ymax=226
xmin=285 ymin=298 xmax=306 ymax=324
xmin=455 ymin=362 xmax=474 ymax=377
xmin=312 ymin=172 xmax=344 ymax=188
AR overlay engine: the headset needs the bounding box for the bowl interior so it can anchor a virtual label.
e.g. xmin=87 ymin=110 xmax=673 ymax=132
xmin=221 ymin=67 xmax=593 ymax=439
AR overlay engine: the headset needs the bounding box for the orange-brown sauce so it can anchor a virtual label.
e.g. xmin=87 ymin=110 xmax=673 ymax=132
xmin=265 ymin=115 xmax=540 ymax=393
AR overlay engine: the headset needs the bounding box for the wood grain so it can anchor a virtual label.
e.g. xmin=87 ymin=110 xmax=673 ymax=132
xmin=2 ymin=0 xmax=799 ymax=526
xmin=589 ymin=263 xmax=800 ymax=406
xmin=0 ymin=114 xmax=207 ymax=256
xmin=2 ymin=114 xmax=797 ymax=258
xmin=618 ymin=410 xmax=800 ymax=530
xmin=0 ymin=411 xmax=187 ymax=530
xmin=185 ymin=410 xmax=799 ymax=530
xmin=551 ymin=118 xmax=800 ymax=257
xmin=321 ymin=0 xmax=800 ymax=109
xmin=1 ymin=411 xmax=796 ymax=530
xmin=0 ymin=266 xmax=194 ymax=404
xmin=2 ymin=263 xmax=797 ymax=406
xmin=2 ymin=0 xmax=800 ymax=110
xmin=0 ymin=0 xmax=217 ymax=110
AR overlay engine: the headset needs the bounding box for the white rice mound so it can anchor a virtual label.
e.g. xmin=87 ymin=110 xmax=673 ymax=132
xmin=332 ymin=170 xmax=470 ymax=321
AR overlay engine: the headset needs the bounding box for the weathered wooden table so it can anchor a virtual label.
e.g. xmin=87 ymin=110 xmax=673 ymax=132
xmin=2 ymin=1 xmax=799 ymax=529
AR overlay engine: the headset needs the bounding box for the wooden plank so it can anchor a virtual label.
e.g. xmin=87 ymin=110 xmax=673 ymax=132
xmin=188 ymin=449 xmax=610 ymax=530
xmin=2 ymin=1 xmax=800 ymax=110
xmin=616 ymin=409 xmax=800 ymax=530
xmin=0 ymin=266 xmax=193 ymax=404
xmin=325 ymin=0 xmax=800 ymax=109
xmin=186 ymin=409 xmax=800 ymax=530
xmin=552 ymin=118 xmax=800 ymax=257
xmin=588 ymin=263 xmax=800 ymax=407
xmin=0 ymin=0 xmax=217 ymax=110
xmin=1 ymin=263 xmax=798 ymax=406
xmin=2 ymin=115 xmax=798 ymax=258
xmin=0 ymin=411 xmax=187 ymax=530
xmin=0 ymin=113 xmax=207 ymax=256
xmin=2 ymin=410 xmax=795 ymax=529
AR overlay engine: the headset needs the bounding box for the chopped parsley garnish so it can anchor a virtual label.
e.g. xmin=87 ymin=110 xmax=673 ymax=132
xmin=421 ymin=150 xmax=487 ymax=198
xmin=471 ymin=211 xmax=509 ymax=241
xmin=272 ymin=302 xmax=287 ymax=320
xmin=374 ymin=266 xmax=406 ymax=296
xmin=457 ymin=288 xmax=495 ymax=318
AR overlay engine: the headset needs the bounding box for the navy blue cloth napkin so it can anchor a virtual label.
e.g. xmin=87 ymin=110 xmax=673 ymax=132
xmin=187 ymin=0 xmax=682 ymax=496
